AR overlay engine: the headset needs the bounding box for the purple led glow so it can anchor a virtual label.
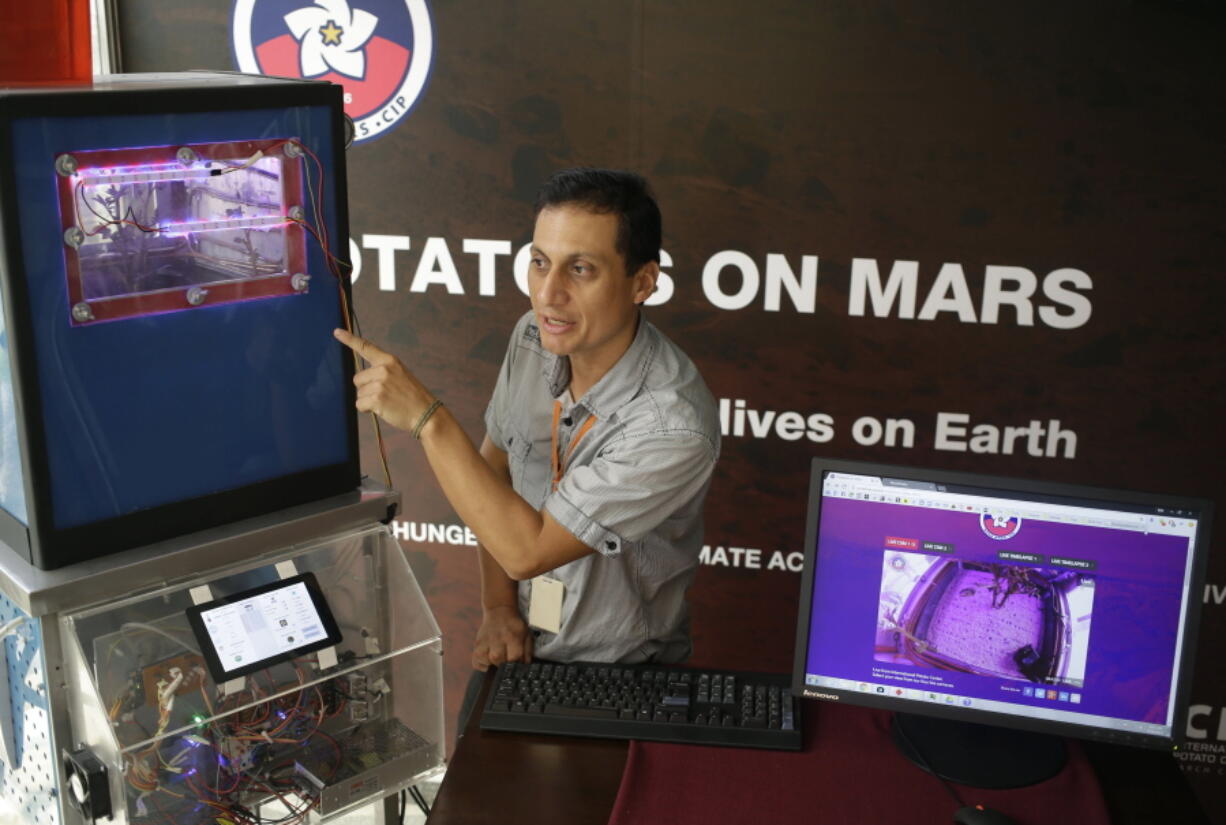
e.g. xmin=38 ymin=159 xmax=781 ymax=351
xmin=875 ymin=553 xmax=1093 ymax=687
xmin=75 ymin=165 xmax=216 ymax=185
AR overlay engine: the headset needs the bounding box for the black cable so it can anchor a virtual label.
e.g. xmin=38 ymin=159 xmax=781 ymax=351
xmin=891 ymin=715 xmax=966 ymax=807
xmin=409 ymin=785 xmax=432 ymax=816
xmin=397 ymin=789 xmax=406 ymax=825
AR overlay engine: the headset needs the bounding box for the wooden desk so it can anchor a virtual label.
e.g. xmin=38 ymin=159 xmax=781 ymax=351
xmin=427 ymin=670 xmax=628 ymax=825
xmin=427 ymin=670 xmax=1209 ymax=825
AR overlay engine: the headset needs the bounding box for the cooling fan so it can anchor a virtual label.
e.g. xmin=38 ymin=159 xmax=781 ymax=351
xmin=63 ymin=746 xmax=111 ymax=824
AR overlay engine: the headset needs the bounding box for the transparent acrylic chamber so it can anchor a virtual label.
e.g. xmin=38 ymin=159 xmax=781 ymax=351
xmin=59 ymin=138 xmax=311 ymax=325
xmin=60 ymin=524 xmax=443 ymax=823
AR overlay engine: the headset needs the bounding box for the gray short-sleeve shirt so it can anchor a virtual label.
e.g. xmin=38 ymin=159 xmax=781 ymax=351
xmin=484 ymin=310 xmax=720 ymax=663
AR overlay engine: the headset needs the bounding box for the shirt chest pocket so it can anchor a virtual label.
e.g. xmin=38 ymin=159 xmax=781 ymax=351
xmin=506 ymin=428 xmax=551 ymax=509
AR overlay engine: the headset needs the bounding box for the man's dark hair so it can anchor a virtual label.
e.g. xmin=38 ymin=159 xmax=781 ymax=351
xmin=533 ymin=168 xmax=662 ymax=277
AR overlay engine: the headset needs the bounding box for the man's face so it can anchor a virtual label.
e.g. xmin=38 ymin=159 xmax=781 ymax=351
xmin=529 ymin=205 xmax=656 ymax=367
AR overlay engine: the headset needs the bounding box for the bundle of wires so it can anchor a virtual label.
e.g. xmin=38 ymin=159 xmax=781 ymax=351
xmin=285 ymin=137 xmax=393 ymax=488
xmin=119 ymin=663 xmax=348 ymax=825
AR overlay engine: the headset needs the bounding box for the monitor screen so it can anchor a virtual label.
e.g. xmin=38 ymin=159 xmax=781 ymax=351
xmin=186 ymin=572 xmax=343 ymax=683
xmin=792 ymin=458 xmax=1212 ymax=750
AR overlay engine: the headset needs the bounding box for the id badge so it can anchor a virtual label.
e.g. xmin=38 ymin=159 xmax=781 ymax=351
xmin=528 ymin=575 xmax=564 ymax=634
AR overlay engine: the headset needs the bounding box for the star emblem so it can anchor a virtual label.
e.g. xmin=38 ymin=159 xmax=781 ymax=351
xmin=319 ymin=19 xmax=344 ymax=46
xmin=284 ymin=0 xmax=378 ymax=80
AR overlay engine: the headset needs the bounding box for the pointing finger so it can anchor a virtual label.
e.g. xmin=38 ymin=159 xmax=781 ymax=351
xmin=333 ymin=328 xmax=393 ymax=365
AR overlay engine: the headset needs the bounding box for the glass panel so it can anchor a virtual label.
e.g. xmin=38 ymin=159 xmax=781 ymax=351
xmin=73 ymin=154 xmax=290 ymax=301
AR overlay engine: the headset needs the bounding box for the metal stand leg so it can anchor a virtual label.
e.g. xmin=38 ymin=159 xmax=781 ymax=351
xmin=375 ymin=791 xmax=401 ymax=825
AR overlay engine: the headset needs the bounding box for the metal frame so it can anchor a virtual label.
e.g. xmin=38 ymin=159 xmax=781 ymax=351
xmin=0 ymin=74 xmax=360 ymax=570
xmin=89 ymin=0 xmax=122 ymax=76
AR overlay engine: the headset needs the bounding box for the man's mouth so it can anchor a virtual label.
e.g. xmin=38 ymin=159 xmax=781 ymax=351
xmin=541 ymin=315 xmax=575 ymax=333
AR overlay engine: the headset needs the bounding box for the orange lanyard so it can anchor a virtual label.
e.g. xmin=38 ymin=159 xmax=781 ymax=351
xmin=551 ymin=400 xmax=597 ymax=492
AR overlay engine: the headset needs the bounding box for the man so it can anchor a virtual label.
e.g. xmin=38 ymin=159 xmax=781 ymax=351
xmin=335 ymin=168 xmax=719 ymax=672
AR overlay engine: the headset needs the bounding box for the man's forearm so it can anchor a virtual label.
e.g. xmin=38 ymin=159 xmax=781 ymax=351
xmin=418 ymin=408 xmax=544 ymax=577
xmin=478 ymin=543 xmax=519 ymax=611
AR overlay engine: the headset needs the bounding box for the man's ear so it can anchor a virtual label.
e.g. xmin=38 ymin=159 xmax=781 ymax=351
xmin=631 ymin=261 xmax=660 ymax=305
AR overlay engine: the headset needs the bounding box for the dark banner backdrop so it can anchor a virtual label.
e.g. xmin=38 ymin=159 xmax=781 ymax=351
xmin=118 ymin=1 xmax=1226 ymax=817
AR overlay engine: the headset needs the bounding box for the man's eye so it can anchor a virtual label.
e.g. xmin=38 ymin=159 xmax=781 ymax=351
xmin=531 ymin=257 xmax=547 ymax=269
xmin=572 ymin=264 xmax=589 ymax=275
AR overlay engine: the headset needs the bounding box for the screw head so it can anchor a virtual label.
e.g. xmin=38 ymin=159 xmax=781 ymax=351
xmin=291 ymin=272 xmax=311 ymax=292
xmin=55 ymin=154 xmax=78 ymax=177
xmin=287 ymin=205 xmax=306 ymax=222
xmin=186 ymin=286 xmax=209 ymax=306
xmin=176 ymin=147 xmax=199 ymax=167
xmin=284 ymin=141 xmax=304 ymax=159
xmin=63 ymin=227 xmax=85 ymax=249
xmin=71 ymin=303 xmax=94 ymax=323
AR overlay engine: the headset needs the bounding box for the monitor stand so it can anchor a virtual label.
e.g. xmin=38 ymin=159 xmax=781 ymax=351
xmin=891 ymin=712 xmax=1067 ymax=789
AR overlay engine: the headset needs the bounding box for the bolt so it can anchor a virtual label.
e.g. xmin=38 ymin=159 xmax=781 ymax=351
xmin=55 ymin=154 xmax=78 ymax=177
xmin=287 ymin=205 xmax=305 ymax=222
xmin=291 ymin=273 xmax=311 ymax=292
xmin=176 ymin=147 xmax=199 ymax=167
xmin=284 ymin=141 xmax=304 ymax=159
xmin=63 ymin=227 xmax=85 ymax=249
xmin=186 ymin=286 xmax=209 ymax=306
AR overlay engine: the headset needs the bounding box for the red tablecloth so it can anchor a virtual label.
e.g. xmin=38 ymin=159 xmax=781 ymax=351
xmin=608 ymin=703 xmax=1111 ymax=825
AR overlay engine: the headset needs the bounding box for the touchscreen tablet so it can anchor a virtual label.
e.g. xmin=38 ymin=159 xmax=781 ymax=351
xmin=185 ymin=572 xmax=343 ymax=683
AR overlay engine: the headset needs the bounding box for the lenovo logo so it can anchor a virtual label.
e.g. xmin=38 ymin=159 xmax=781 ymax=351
xmin=810 ymin=692 xmax=842 ymax=701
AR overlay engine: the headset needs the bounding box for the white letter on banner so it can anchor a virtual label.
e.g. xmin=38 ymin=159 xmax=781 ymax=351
xmin=362 ymin=234 xmax=410 ymax=292
xmin=703 ymin=250 xmax=759 ymax=310
xmin=849 ymin=259 xmax=917 ymax=318
xmin=981 ymin=265 xmax=1037 ymax=326
xmin=348 ymin=237 xmax=362 ymax=284
xmin=410 ymin=237 xmax=464 ymax=294
xmin=764 ymin=254 xmax=817 ymax=313
xmin=513 ymin=243 xmax=533 ymax=296
xmin=918 ymin=263 xmax=977 ymax=322
xmin=463 ymin=239 xmax=512 ymax=296
xmin=934 ymin=412 xmax=970 ymax=451
xmin=644 ymin=249 xmax=674 ymax=306
xmin=1039 ymin=269 xmax=1093 ymax=329
xmin=1187 ymin=705 xmax=1212 ymax=740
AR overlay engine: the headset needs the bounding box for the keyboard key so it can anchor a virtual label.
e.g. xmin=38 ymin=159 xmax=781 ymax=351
xmin=544 ymin=703 xmax=618 ymax=719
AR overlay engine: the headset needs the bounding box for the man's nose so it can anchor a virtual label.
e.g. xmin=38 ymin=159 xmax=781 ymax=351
xmin=537 ymin=266 xmax=568 ymax=305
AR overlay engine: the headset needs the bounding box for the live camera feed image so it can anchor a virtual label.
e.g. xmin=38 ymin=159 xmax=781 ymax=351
xmin=876 ymin=552 xmax=1095 ymax=688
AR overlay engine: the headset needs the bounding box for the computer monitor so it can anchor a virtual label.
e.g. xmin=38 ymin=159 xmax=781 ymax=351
xmin=792 ymin=457 xmax=1212 ymax=788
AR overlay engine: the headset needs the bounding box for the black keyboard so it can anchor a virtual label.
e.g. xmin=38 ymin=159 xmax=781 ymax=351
xmin=479 ymin=660 xmax=802 ymax=750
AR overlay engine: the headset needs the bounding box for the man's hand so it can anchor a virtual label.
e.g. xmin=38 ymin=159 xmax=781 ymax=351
xmin=472 ymin=605 xmax=534 ymax=671
xmin=334 ymin=328 xmax=434 ymax=433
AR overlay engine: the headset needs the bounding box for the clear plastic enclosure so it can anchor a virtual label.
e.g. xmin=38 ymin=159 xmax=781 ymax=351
xmin=61 ymin=524 xmax=443 ymax=823
xmin=58 ymin=139 xmax=310 ymax=325
xmin=0 ymin=283 xmax=25 ymax=524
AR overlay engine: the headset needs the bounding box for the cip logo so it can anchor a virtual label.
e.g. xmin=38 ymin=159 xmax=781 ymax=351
xmin=231 ymin=0 xmax=433 ymax=144
xmin=980 ymin=512 xmax=1021 ymax=540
